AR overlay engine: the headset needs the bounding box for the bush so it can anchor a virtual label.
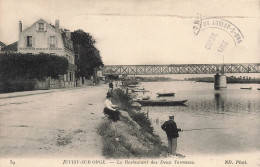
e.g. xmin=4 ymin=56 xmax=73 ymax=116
xmin=127 ymin=111 xmax=154 ymax=134
xmin=111 ymin=88 xmax=154 ymax=133
xmin=0 ymin=53 xmax=68 ymax=93
xmin=111 ymin=88 xmax=132 ymax=111
xmin=0 ymin=53 xmax=68 ymax=80
xmin=0 ymin=79 xmax=36 ymax=93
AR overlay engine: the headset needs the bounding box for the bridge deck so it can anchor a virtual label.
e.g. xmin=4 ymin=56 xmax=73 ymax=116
xmin=102 ymin=63 xmax=260 ymax=75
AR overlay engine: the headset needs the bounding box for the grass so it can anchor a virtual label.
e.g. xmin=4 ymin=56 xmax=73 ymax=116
xmin=98 ymin=88 xmax=168 ymax=158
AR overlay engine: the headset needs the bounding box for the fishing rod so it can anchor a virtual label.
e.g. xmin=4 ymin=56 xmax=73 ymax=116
xmin=182 ymin=127 xmax=227 ymax=132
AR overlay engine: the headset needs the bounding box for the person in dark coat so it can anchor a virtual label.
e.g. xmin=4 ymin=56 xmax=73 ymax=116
xmin=161 ymin=115 xmax=182 ymax=155
xmin=109 ymin=81 xmax=113 ymax=90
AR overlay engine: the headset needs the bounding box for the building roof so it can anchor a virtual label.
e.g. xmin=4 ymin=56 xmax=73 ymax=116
xmin=0 ymin=41 xmax=6 ymax=47
xmin=2 ymin=41 xmax=18 ymax=52
xmin=61 ymin=32 xmax=74 ymax=52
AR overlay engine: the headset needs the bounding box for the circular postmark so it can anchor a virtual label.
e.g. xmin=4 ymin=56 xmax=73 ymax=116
xmin=193 ymin=13 xmax=244 ymax=46
xmin=193 ymin=13 xmax=244 ymax=73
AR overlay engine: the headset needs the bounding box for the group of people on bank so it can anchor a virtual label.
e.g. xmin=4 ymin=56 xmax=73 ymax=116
xmin=103 ymin=80 xmax=182 ymax=156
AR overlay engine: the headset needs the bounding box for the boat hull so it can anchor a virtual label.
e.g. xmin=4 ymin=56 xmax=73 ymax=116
xmin=240 ymin=87 xmax=252 ymax=90
xmin=156 ymin=93 xmax=175 ymax=96
xmin=132 ymin=90 xmax=149 ymax=92
xmin=127 ymin=85 xmax=139 ymax=88
xmin=135 ymin=100 xmax=187 ymax=106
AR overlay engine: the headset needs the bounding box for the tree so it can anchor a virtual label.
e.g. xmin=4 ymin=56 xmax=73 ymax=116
xmin=71 ymin=29 xmax=104 ymax=79
xmin=0 ymin=53 xmax=68 ymax=80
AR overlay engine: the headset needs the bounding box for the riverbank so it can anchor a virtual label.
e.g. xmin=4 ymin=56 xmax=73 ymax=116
xmin=98 ymin=88 xmax=168 ymax=158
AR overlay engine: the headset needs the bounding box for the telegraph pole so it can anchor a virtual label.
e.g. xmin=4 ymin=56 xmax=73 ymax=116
xmin=222 ymin=54 xmax=225 ymax=74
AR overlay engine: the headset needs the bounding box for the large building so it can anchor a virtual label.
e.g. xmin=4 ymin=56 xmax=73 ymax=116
xmin=17 ymin=19 xmax=77 ymax=87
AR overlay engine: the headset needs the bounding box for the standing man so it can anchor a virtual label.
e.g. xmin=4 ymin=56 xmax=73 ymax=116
xmin=109 ymin=80 xmax=114 ymax=90
xmin=161 ymin=115 xmax=182 ymax=156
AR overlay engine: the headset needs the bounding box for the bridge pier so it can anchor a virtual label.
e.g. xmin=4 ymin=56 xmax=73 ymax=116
xmin=214 ymin=73 xmax=227 ymax=89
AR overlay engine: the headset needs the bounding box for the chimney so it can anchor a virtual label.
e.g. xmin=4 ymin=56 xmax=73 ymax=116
xmin=19 ymin=21 xmax=22 ymax=34
xmin=55 ymin=19 xmax=59 ymax=30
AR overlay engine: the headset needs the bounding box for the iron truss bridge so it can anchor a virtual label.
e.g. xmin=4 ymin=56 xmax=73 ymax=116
xmin=102 ymin=63 xmax=260 ymax=75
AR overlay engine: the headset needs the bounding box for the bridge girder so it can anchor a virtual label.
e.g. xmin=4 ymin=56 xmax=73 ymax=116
xmin=102 ymin=63 xmax=260 ymax=75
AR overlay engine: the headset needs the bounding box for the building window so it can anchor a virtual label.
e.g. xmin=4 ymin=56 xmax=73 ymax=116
xmin=50 ymin=36 xmax=55 ymax=47
xmin=38 ymin=23 xmax=44 ymax=31
xmin=70 ymin=72 xmax=72 ymax=81
xmin=27 ymin=36 xmax=32 ymax=47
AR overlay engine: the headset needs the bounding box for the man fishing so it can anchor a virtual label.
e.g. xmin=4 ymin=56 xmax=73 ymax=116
xmin=161 ymin=115 xmax=182 ymax=156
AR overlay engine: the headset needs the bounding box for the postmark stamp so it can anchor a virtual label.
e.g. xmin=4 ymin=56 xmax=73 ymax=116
xmin=193 ymin=13 xmax=244 ymax=46
xmin=193 ymin=13 xmax=244 ymax=74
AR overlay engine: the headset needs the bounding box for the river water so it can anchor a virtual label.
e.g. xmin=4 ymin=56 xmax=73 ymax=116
xmin=135 ymin=81 xmax=260 ymax=156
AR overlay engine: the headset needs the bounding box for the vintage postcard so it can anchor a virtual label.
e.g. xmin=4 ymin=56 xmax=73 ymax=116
xmin=0 ymin=0 xmax=259 ymax=167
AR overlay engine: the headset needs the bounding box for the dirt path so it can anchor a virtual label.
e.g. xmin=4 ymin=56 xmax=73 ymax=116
xmin=0 ymin=85 xmax=108 ymax=158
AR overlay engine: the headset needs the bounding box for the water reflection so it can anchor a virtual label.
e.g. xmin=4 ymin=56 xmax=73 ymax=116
xmin=214 ymin=93 xmax=225 ymax=112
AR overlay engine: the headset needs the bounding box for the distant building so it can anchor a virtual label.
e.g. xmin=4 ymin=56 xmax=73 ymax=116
xmin=17 ymin=19 xmax=77 ymax=87
xmin=0 ymin=41 xmax=6 ymax=52
xmin=97 ymin=69 xmax=103 ymax=77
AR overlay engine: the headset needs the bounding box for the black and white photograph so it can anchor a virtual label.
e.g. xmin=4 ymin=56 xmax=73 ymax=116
xmin=0 ymin=0 xmax=259 ymax=167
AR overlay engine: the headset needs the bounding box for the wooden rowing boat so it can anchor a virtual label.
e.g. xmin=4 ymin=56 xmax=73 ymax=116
xmin=134 ymin=99 xmax=187 ymax=106
xmin=132 ymin=89 xmax=149 ymax=92
xmin=127 ymin=85 xmax=139 ymax=88
xmin=141 ymin=96 xmax=150 ymax=100
xmin=156 ymin=92 xmax=175 ymax=96
xmin=240 ymin=87 xmax=252 ymax=90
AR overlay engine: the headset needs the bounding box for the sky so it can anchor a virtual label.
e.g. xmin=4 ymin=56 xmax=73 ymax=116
xmin=0 ymin=0 xmax=259 ymax=65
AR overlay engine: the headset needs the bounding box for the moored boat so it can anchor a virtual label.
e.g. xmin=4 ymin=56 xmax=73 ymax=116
xmin=240 ymin=87 xmax=252 ymax=90
xmin=134 ymin=99 xmax=187 ymax=106
xmin=156 ymin=92 xmax=175 ymax=96
xmin=132 ymin=89 xmax=149 ymax=92
xmin=127 ymin=85 xmax=139 ymax=88
xmin=141 ymin=96 xmax=150 ymax=100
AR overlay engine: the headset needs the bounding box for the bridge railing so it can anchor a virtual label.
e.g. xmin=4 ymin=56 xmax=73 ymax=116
xmin=102 ymin=63 xmax=260 ymax=75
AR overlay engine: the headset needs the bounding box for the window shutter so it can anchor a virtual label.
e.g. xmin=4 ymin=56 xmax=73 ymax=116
xmin=55 ymin=35 xmax=58 ymax=47
xmin=36 ymin=23 xmax=39 ymax=31
xmin=47 ymin=36 xmax=50 ymax=47
xmin=24 ymin=37 xmax=26 ymax=47
xmin=44 ymin=23 xmax=47 ymax=31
